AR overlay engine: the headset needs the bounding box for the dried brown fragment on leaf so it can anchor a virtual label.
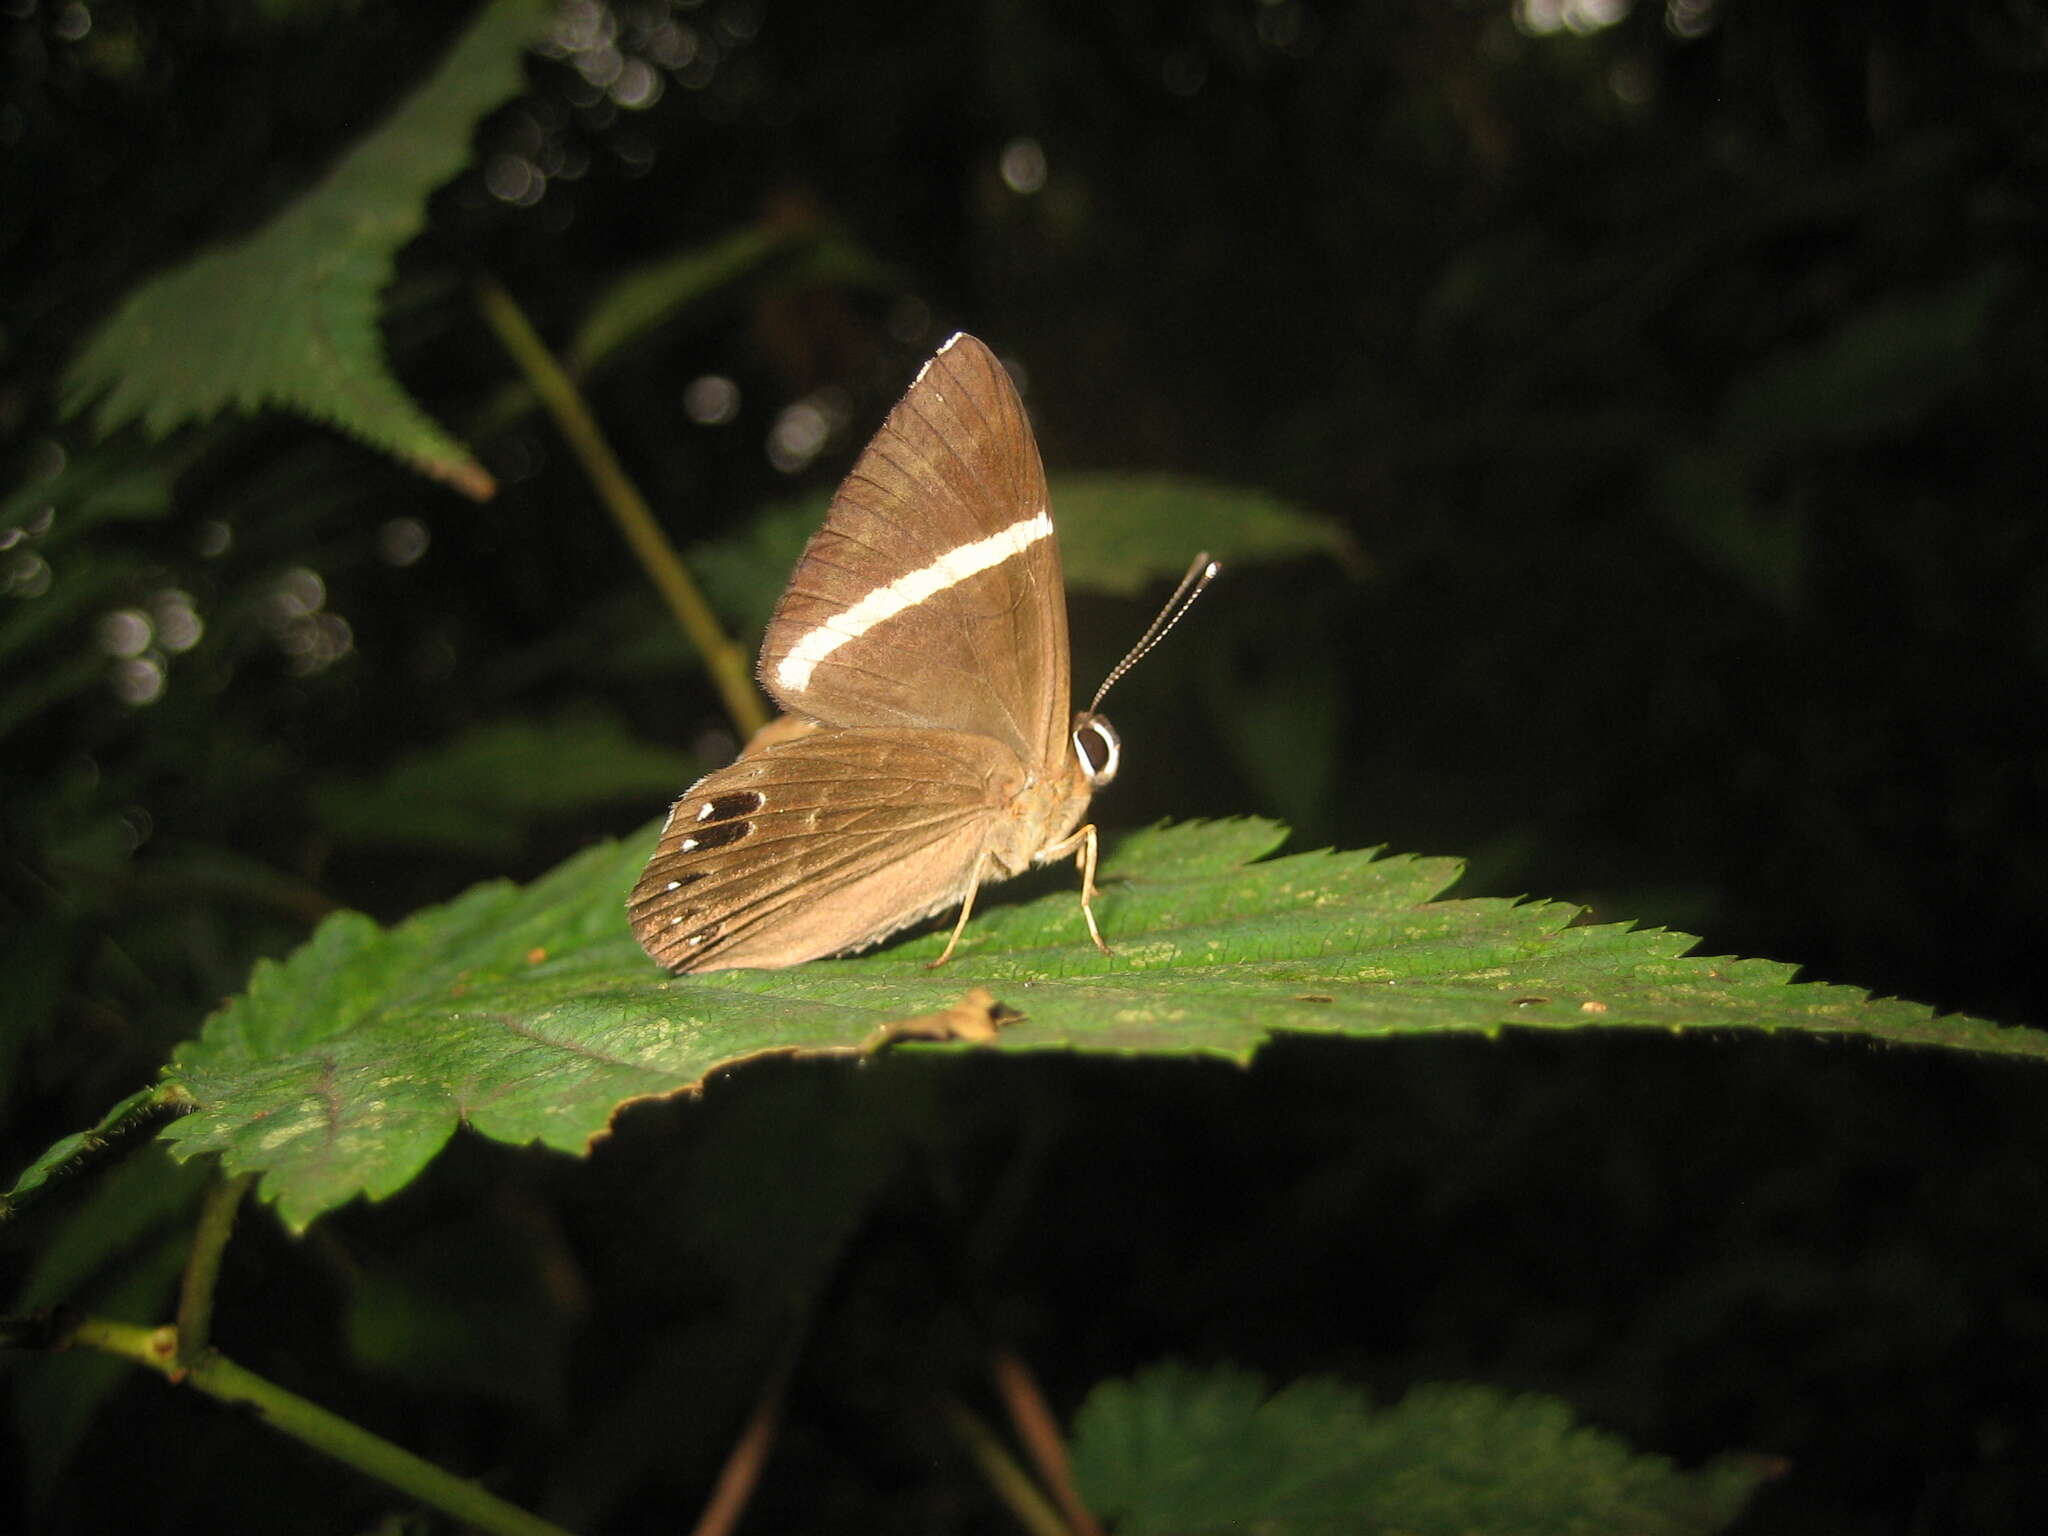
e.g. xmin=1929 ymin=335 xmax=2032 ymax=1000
xmin=862 ymin=987 xmax=1020 ymax=1052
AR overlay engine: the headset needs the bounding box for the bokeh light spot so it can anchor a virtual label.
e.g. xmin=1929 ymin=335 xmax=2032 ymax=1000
xmin=888 ymin=296 xmax=933 ymax=345
xmin=1516 ymin=0 xmax=1633 ymax=35
xmin=1666 ymin=0 xmax=1715 ymax=37
xmin=378 ymin=518 xmax=430 ymax=567
xmin=4 ymin=552 xmax=52 ymax=598
xmin=646 ymin=20 xmax=699 ymax=69
xmin=613 ymin=57 xmax=662 ymax=108
xmin=577 ymin=42 xmax=626 ymax=88
xmin=269 ymin=568 xmax=326 ymax=620
xmin=151 ymin=589 xmax=203 ymax=652
xmin=99 ymin=608 xmax=153 ymax=658
xmin=768 ymin=400 xmax=831 ymax=474
xmin=485 ymin=153 xmax=544 ymax=205
xmin=715 ymin=0 xmax=760 ymax=44
xmin=26 ymin=439 xmax=66 ymax=481
xmin=111 ymin=655 xmax=165 ymax=706
xmin=684 ymin=374 xmax=741 ymax=425
xmin=999 ymin=138 xmax=1048 ymax=196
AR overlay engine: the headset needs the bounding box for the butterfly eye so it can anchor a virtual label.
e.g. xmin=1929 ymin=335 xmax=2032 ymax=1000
xmin=1073 ymin=713 xmax=1120 ymax=787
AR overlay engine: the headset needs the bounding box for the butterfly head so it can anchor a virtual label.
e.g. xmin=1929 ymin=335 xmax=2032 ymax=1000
xmin=1072 ymin=711 xmax=1121 ymax=788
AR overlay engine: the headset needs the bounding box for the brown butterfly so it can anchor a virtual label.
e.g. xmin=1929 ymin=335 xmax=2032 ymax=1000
xmin=630 ymin=332 xmax=1212 ymax=973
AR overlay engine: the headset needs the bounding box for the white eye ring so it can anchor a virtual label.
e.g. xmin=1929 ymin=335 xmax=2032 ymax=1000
xmin=1073 ymin=713 xmax=1120 ymax=787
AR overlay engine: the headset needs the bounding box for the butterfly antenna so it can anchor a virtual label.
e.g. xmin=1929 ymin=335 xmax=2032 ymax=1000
xmin=1088 ymin=552 xmax=1219 ymax=713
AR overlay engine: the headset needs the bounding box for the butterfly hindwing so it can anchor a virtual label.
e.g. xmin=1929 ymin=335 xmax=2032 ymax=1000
xmin=628 ymin=726 xmax=1029 ymax=971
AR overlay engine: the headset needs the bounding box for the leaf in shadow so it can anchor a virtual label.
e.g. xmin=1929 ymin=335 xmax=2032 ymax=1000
xmin=1069 ymin=1361 xmax=1775 ymax=1535
xmin=310 ymin=709 xmax=691 ymax=855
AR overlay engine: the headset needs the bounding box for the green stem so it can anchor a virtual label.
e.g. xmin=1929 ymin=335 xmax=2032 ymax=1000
xmin=476 ymin=274 xmax=769 ymax=740
xmin=0 ymin=1084 xmax=194 ymax=1226
xmin=68 ymin=1316 xmax=578 ymax=1536
xmin=942 ymin=1398 xmax=1074 ymax=1536
xmin=174 ymin=1170 xmax=253 ymax=1365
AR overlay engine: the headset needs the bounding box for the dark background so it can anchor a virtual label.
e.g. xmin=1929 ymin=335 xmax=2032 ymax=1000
xmin=5 ymin=1 xmax=2048 ymax=1531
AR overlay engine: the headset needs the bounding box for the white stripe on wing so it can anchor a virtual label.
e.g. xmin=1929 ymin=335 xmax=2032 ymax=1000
xmin=773 ymin=510 xmax=1053 ymax=692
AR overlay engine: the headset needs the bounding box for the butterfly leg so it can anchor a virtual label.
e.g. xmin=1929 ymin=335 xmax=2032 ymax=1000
xmin=1037 ymin=823 xmax=1111 ymax=956
xmin=926 ymin=851 xmax=992 ymax=969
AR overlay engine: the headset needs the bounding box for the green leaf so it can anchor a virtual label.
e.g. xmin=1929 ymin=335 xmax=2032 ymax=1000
xmin=687 ymin=497 xmax=824 ymax=629
xmin=1199 ymin=598 xmax=1346 ymax=836
xmin=143 ymin=816 xmax=2041 ymax=1231
xmin=690 ymin=474 xmax=1352 ymax=633
xmin=1068 ymin=1362 xmax=1770 ymax=1536
xmin=471 ymin=221 xmax=901 ymax=434
xmin=1051 ymin=474 xmax=1360 ymax=596
xmin=1718 ymin=266 xmax=2015 ymax=458
xmin=1646 ymin=444 xmax=1804 ymax=612
xmin=309 ymin=709 xmax=691 ymax=855
xmin=561 ymin=220 xmax=899 ymax=381
xmin=60 ymin=0 xmax=555 ymax=497
xmin=563 ymin=225 xmax=804 ymax=376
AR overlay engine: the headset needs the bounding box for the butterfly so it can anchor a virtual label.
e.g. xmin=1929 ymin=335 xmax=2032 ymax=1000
xmin=629 ymin=332 xmax=1211 ymax=973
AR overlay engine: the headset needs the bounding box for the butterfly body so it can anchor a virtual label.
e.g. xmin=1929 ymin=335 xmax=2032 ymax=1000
xmin=630 ymin=333 xmax=1117 ymax=973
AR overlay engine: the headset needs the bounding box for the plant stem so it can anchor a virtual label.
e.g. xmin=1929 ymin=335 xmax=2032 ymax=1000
xmin=174 ymin=1169 xmax=253 ymax=1365
xmin=67 ymin=1315 xmax=579 ymax=1536
xmin=992 ymin=1348 xmax=1104 ymax=1536
xmin=0 ymin=1084 xmax=194 ymax=1225
xmin=687 ymin=1350 xmax=792 ymax=1536
xmin=475 ymin=274 xmax=769 ymax=740
xmin=942 ymin=1398 xmax=1074 ymax=1536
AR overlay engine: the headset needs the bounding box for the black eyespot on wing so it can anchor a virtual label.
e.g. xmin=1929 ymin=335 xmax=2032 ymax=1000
xmin=682 ymin=920 xmax=725 ymax=950
xmin=686 ymin=819 xmax=753 ymax=852
xmin=701 ymin=790 xmax=766 ymax=820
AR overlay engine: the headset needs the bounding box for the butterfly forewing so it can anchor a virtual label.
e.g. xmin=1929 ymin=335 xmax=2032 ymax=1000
xmin=757 ymin=333 xmax=1070 ymax=772
xmin=629 ymin=727 xmax=1026 ymax=971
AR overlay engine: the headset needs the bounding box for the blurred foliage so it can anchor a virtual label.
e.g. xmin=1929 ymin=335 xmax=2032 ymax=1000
xmin=688 ymin=472 xmax=1349 ymax=631
xmin=6 ymin=0 xmax=2048 ymax=1532
xmin=1069 ymin=1362 xmax=1770 ymax=1534
xmin=62 ymin=0 xmax=553 ymax=496
xmin=308 ymin=707 xmax=687 ymax=855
